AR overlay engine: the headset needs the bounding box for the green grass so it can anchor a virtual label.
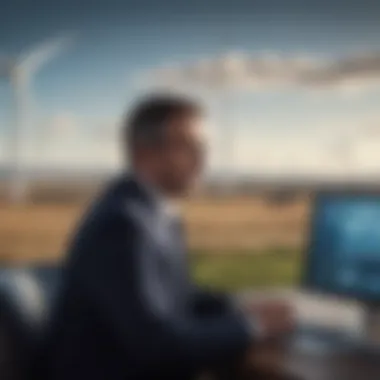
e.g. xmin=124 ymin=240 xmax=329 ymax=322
xmin=191 ymin=248 xmax=302 ymax=291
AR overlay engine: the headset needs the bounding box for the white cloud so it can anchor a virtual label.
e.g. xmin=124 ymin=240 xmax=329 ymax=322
xmin=145 ymin=51 xmax=380 ymax=94
xmin=49 ymin=112 xmax=79 ymax=138
xmin=204 ymin=117 xmax=380 ymax=177
xmin=0 ymin=112 xmax=122 ymax=170
xmin=2 ymin=109 xmax=380 ymax=178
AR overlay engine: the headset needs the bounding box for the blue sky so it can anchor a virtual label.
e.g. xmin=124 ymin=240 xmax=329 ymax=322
xmin=1 ymin=0 xmax=380 ymax=176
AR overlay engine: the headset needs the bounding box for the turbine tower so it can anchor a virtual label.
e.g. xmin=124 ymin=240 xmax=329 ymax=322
xmin=0 ymin=35 xmax=73 ymax=203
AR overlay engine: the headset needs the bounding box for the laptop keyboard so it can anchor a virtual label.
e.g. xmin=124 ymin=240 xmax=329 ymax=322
xmin=288 ymin=324 xmax=361 ymax=354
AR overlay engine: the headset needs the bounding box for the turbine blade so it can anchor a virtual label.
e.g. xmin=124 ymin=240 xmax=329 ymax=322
xmin=17 ymin=33 xmax=75 ymax=74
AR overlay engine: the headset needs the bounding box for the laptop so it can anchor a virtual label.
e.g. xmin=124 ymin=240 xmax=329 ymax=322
xmin=287 ymin=189 xmax=380 ymax=355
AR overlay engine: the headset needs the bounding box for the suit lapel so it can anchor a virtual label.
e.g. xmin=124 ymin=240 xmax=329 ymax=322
xmin=123 ymin=174 xmax=192 ymax=295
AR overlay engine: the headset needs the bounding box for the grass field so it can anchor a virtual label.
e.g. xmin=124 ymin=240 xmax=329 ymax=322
xmin=0 ymin=195 xmax=307 ymax=289
xmin=192 ymin=248 xmax=301 ymax=290
xmin=0 ymin=195 xmax=310 ymax=263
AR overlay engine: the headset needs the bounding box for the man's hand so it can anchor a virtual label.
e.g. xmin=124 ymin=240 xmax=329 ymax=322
xmin=244 ymin=300 xmax=295 ymax=340
xmin=238 ymin=300 xmax=295 ymax=374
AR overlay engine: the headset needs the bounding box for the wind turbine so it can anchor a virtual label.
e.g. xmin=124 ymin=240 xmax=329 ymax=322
xmin=0 ymin=35 xmax=74 ymax=203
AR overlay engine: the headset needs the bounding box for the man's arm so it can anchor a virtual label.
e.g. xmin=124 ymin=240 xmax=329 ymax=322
xmin=190 ymin=286 xmax=236 ymax=316
xmin=77 ymin=204 xmax=253 ymax=373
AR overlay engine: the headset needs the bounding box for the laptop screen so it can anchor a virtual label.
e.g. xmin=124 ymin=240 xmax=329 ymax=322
xmin=304 ymin=192 xmax=380 ymax=302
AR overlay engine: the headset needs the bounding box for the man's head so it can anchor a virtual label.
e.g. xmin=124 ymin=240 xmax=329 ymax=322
xmin=124 ymin=94 xmax=206 ymax=197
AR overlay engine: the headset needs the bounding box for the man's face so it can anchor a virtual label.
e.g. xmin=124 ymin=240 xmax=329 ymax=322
xmin=155 ymin=114 xmax=206 ymax=196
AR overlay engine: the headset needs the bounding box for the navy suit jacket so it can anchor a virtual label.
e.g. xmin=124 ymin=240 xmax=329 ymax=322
xmin=43 ymin=176 xmax=251 ymax=380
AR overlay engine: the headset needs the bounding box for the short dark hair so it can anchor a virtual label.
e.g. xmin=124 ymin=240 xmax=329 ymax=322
xmin=124 ymin=94 xmax=203 ymax=155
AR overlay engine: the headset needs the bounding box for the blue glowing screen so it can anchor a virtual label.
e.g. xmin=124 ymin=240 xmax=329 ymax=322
xmin=306 ymin=194 xmax=380 ymax=300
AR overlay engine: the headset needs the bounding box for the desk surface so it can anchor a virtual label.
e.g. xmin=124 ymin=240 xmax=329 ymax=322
xmin=249 ymin=343 xmax=380 ymax=380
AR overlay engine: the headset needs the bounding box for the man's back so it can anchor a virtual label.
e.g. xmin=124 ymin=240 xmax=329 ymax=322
xmin=44 ymin=177 xmax=192 ymax=380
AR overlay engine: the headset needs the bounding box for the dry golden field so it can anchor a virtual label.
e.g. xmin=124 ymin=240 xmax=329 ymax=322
xmin=0 ymin=195 xmax=311 ymax=264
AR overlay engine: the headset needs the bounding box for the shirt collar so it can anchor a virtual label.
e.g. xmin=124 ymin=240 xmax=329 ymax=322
xmin=131 ymin=173 xmax=180 ymax=219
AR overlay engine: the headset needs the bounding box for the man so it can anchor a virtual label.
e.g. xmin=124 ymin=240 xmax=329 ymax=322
xmin=43 ymin=95 xmax=293 ymax=380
